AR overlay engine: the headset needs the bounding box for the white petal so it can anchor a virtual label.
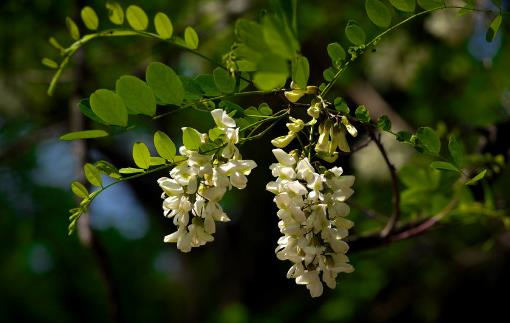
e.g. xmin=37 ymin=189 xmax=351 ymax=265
xmin=211 ymin=109 xmax=236 ymax=128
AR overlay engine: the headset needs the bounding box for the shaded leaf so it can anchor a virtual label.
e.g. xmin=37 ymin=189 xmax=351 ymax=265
xmin=154 ymin=12 xmax=173 ymax=39
xmin=132 ymin=142 xmax=151 ymax=169
xmin=262 ymin=14 xmax=298 ymax=59
xmin=327 ymin=42 xmax=346 ymax=67
xmin=389 ymin=0 xmax=416 ymax=12
xmin=116 ymin=75 xmax=156 ymax=116
xmin=146 ymin=62 xmax=184 ymax=105
xmin=213 ymin=67 xmax=236 ymax=93
xmin=42 ymin=58 xmax=58 ymax=69
xmin=345 ymin=20 xmax=366 ymax=45
xmin=365 ymin=0 xmax=392 ymax=28
xmin=417 ymin=0 xmax=442 ymax=10
xmin=79 ymin=99 xmax=106 ymax=125
xmin=81 ymin=6 xmax=99 ymax=30
xmin=95 ymin=160 xmax=121 ymax=179
xmin=60 ymin=130 xmax=109 ymax=140
xmin=355 ymin=105 xmax=371 ymax=123
xmin=396 ymin=131 xmax=413 ymax=143
xmin=448 ymin=135 xmax=465 ymax=167
xmin=90 ymin=89 xmax=128 ymax=126
xmin=430 ymin=161 xmax=460 ymax=172
xmin=126 ymin=5 xmax=148 ymax=31
xmin=416 ymin=127 xmax=440 ymax=155
xmin=253 ymin=55 xmax=288 ymax=91
xmin=259 ymin=103 xmax=273 ymax=116
xmin=154 ymin=131 xmax=176 ymax=161
xmin=377 ymin=115 xmax=391 ymax=131
xmin=194 ymin=74 xmax=221 ymax=97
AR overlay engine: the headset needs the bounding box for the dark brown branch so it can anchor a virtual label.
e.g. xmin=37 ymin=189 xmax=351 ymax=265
xmin=349 ymin=198 xmax=459 ymax=252
xmin=369 ymin=130 xmax=401 ymax=238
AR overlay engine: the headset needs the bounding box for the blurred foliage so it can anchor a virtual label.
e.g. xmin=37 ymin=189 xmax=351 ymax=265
xmin=1 ymin=0 xmax=509 ymax=322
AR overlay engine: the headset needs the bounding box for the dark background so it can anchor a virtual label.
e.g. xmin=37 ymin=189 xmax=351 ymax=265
xmin=1 ymin=0 xmax=509 ymax=322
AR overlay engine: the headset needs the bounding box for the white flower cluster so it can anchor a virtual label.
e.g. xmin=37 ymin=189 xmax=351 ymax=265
xmin=266 ymin=149 xmax=355 ymax=297
xmin=158 ymin=109 xmax=257 ymax=252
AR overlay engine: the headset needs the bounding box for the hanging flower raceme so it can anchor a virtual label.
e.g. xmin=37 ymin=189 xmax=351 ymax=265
xmin=266 ymin=149 xmax=355 ymax=297
xmin=158 ymin=109 xmax=257 ymax=252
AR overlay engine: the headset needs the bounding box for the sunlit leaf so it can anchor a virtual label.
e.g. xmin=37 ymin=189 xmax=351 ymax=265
xmin=154 ymin=12 xmax=173 ymax=39
xmin=116 ymin=75 xmax=156 ymax=116
xmin=132 ymin=142 xmax=151 ymax=169
xmin=355 ymin=105 xmax=371 ymax=123
xmin=119 ymin=167 xmax=145 ymax=174
xmin=42 ymin=58 xmax=58 ymax=69
xmin=417 ymin=0 xmax=443 ymax=10
xmin=292 ymin=55 xmax=310 ymax=89
xmin=486 ymin=15 xmax=502 ymax=42
xmin=71 ymin=181 xmax=89 ymax=199
xmin=150 ymin=156 xmax=166 ymax=166
xmin=84 ymin=163 xmax=102 ymax=187
xmin=145 ymin=62 xmax=184 ymax=106
xmin=466 ymin=169 xmax=487 ymax=185
xmin=60 ymin=130 xmax=109 ymax=140
xmin=106 ymin=1 xmax=124 ymax=25
xmin=126 ymin=5 xmax=148 ymax=31
xmin=253 ymin=55 xmax=288 ymax=91
xmin=65 ymin=17 xmax=80 ymax=40
xmin=182 ymin=127 xmax=202 ymax=150
xmin=81 ymin=6 xmax=99 ymax=30
xmin=95 ymin=160 xmax=122 ymax=179
xmin=89 ymin=89 xmax=128 ymax=126
xmin=184 ymin=26 xmax=199 ymax=49
xmin=154 ymin=131 xmax=176 ymax=161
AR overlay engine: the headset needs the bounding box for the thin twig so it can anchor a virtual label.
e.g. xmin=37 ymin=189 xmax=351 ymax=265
xmin=369 ymin=129 xmax=401 ymax=238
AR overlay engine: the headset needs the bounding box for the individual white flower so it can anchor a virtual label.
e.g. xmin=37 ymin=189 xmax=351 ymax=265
xmin=211 ymin=109 xmax=236 ymax=129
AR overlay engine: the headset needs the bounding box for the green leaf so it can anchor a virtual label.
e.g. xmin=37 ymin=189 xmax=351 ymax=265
xmin=126 ymin=5 xmax=148 ymax=31
xmin=194 ymin=74 xmax=221 ymax=97
xmin=430 ymin=161 xmax=460 ymax=172
xmin=259 ymin=103 xmax=273 ymax=116
xmin=154 ymin=12 xmax=173 ymax=39
xmin=199 ymin=142 xmax=219 ymax=155
xmin=79 ymin=99 xmax=105 ymax=125
xmin=106 ymin=1 xmax=124 ymax=25
xmin=355 ymin=105 xmax=371 ymax=123
xmin=95 ymin=160 xmax=121 ymax=179
xmin=417 ymin=0 xmax=442 ymax=10
xmin=184 ymin=26 xmax=199 ymax=49
xmin=416 ymin=127 xmax=441 ymax=155
xmin=89 ymin=89 xmax=128 ymax=126
xmin=84 ymin=163 xmax=102 ymax=187
xmin=145 ymin=62 xmax=184 ymax=106
xmin=377 ymin=115 xmax=392 ymax=131
xmin=253 ymin=55 xmax=288 ymax=91
xmin=235 ymin=19 xmax=269 ymax=52
xmin=345 ymin=20 xmax=366 ymax=45
xmin=396 ymin=131 xmax=413 ymax=143
xmin=365 ymin=0 xmax=392 ymax=28
xmin=81 ymin=6 xmax=99 ymax=30
xmin=49 ymin=37 xmax=64 ymax=51
xmin=213 ymin=67 xmax=236 ymax=93
xmin=486 ymin=15 xmax=502 ymax=42
xmin=65 ymin=17 xmax=80 ymax=40
xmin=334 ymin=97 xmax=349 ymax=114
xmin=42 ymin=58 xmax=58 ymax=69
xmin=323 ymin=67 xmax=337 ymax=82
xmin=132 ymin=142 xmax=151 ymax=169
xmin=150 ymin=156 xmax=166 ymax=166
xmin=466 ymin=169 xmax=487 ymax=185
xmin=448 ymin=135 xmax=465 ymax=167
xmin=181 ymin=76 xmax=204 ymax=100
xmin=60 ymin=130 xmax=109 ymax=140
xmin=119 ymin=167 xmax=145 ymax=174
xmin=389 ymin=0 xmax=416 ymax=12
xmin=327 ymin=42 xmax=346 ymax=67
xmin=208 ymin=128 xmax=225 ymax=141
xmin=262 ymin=14 xmax=298 ymax=59
xmin=71 ymin=181 xmax=89 ymax=199
xmin=182 ymin=127 xmax=202 ymax=150
xmin=292 ymin=55 xmax=310 ymax=89
xmin=115 ymin=75 xmax=156 ymax=116
xmin=154 ymin=131 xmax=176 ymax=161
